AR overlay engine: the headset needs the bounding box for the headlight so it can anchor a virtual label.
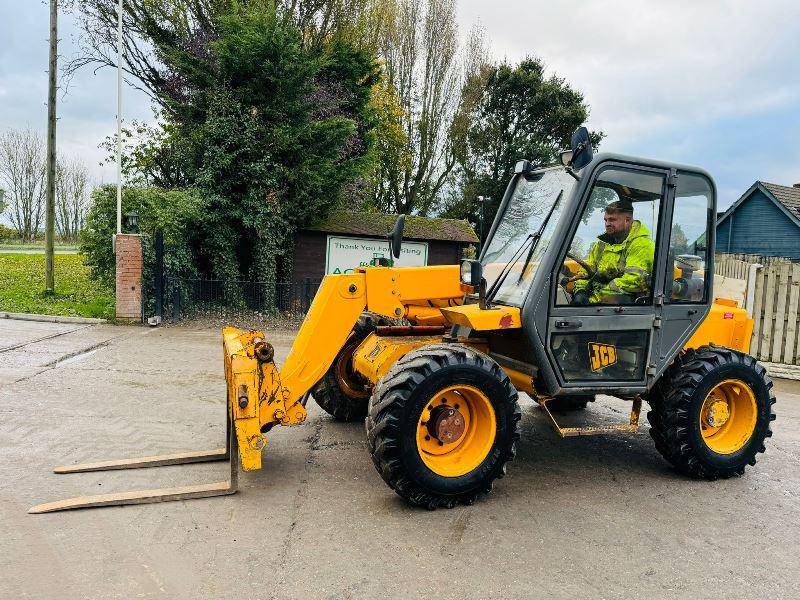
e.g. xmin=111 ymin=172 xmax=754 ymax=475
xmin=460 ymin=259 xmax=482 ymax=287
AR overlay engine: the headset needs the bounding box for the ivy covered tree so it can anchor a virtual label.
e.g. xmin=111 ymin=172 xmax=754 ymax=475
xmin=77 ymin=3 xmax=380 ymax=286
xmin=441 ymin=57 xmax=603 ymax=241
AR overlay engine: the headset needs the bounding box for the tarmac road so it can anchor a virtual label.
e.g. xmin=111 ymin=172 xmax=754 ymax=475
xmin=1 ymin=319 xmax=798 ymax=599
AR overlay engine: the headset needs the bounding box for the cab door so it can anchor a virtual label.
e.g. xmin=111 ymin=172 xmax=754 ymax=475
xmin=545 ymin=163 xmax=670 ymax=392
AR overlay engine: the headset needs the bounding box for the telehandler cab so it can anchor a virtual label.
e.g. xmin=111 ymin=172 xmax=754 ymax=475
xmin=30 ymin=128 xmax=775 ymax=513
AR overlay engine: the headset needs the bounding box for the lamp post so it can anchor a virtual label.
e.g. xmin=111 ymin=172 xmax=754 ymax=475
xmin=115 ymin=0 xmax=124 ymax=237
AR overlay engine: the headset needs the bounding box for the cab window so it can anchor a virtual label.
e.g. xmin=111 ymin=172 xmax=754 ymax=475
xmin=666 ymin=173 xmax=714 ymax=304
xmin=556 ymin=167 xmax=664 ymax=306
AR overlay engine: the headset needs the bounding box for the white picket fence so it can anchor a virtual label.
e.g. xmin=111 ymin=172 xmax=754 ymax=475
xmin=750 ymin=262 xmax=800 ymax=366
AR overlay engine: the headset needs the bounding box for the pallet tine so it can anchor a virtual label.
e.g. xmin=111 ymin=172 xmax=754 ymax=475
xmin=29 ymin=411 xmax=238 ymax=514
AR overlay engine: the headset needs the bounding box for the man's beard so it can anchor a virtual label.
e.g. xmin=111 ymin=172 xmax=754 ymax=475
xmin=607 ymin=229 xmax=627 ymax=243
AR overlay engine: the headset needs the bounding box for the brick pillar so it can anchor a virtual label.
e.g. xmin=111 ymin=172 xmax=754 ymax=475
xmin=115 ymin=234 xmax=143 ymax=322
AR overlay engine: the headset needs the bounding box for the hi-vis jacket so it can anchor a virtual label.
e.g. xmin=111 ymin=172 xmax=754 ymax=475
xmin=573 ymin=220 xmax=655 ymax=304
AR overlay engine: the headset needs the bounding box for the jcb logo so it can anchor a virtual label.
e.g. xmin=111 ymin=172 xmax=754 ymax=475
xmin=589 ymin=343 xmax=617 ymax=372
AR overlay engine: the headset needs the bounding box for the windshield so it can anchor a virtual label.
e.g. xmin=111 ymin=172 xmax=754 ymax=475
xmin=481 ymin=167 xmax=576 ymax=306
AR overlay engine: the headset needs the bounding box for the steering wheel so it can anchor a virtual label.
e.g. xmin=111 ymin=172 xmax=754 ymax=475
xmin=557 ymin=251 xmax=595 ymax=304
xmin=566 ymin=251 xmax=596 ymax=278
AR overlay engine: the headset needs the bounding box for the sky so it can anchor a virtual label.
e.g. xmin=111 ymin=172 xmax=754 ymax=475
xmin=1 ymin=0 xmax=799 ymax=215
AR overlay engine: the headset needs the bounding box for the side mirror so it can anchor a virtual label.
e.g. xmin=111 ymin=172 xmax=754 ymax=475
xmin=389 ymin=214 xmax=405 ymax=260
xmin=569 ymin=126 xmax=594 ymax=170
xmin=460 ymin=259 xmax=483 ymax=287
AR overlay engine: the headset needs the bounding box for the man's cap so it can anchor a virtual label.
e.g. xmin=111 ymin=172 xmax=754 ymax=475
xmin=605 ymin=199 xmax=634 ymax=214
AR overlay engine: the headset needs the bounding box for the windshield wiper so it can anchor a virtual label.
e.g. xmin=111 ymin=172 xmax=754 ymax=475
xmin=515 ymin=190 xmax=563 ymax=283
xmin=485 ymin=233 xmax=536 ymax=301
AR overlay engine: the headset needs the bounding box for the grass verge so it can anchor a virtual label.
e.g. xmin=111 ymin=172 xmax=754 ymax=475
xmin=0 ymin=253 xmax=114 ymax=319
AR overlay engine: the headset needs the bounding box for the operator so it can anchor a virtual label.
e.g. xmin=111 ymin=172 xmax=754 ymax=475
xmin=570 ymin=198 xmax=655 ymax=305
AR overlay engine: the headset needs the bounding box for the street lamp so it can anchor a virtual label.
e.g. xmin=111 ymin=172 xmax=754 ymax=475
xmin=126 ymin=210 xmax=138 ymax=234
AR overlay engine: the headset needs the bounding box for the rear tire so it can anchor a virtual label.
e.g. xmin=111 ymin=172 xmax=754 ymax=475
xmin=366 ymin=344 xmax=521 ymax=509
xmin=312 ymin=312 xmax=394 ymax=422
xmin=646 ymin=346 xmax=776 ymax=479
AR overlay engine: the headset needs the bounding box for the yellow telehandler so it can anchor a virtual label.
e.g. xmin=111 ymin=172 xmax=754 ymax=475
xmin=30 ymin=128 xmax=775 ymax=513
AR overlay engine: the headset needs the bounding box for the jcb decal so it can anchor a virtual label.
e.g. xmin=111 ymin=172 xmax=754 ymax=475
xmin=589 ymin=343 xmax=617 ymax=372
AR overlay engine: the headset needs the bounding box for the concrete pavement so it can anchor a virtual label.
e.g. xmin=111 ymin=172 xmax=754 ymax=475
xmin=1 ymin=318 xmax=799 ymax=599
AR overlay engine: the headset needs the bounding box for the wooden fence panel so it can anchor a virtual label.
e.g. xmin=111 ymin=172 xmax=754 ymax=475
xmin=751 ymin=268 xmax=765 ymax=358
xmin=747 ymin=263 xmax=800 ymax=366
xmin=784 ymin=264 xmax=800 ymax=364
xmin=771 ymin=264 xmax=790 ymax=362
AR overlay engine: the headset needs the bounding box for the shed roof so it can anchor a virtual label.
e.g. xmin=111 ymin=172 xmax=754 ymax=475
xmin=761 ymin=182 xmax=800 ymax=215
xmin=717 ymin=181 xmax=800 ymax=229
xmin=304 ymin=211 xmax=478 ymax=243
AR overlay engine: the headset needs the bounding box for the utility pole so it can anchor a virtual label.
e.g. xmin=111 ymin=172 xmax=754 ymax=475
xmin=45 ymin=0 xmax=58 ymax=293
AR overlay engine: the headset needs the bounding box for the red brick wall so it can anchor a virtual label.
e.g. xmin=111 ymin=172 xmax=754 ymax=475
xmin=291 ymin=231 xmax=469 ymax=284
xmin=115 ymin=234 xmax=142 ymax=322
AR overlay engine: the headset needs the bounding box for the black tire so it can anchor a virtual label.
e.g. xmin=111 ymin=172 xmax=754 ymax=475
xmin=646 ymin=346 xmax=776 ymax=479
xmin=366 ymin=344 xmax=521 ymax=509
xmin=546 ymin=394 xmax=595 ymax=412
xmin=312 ymin=312 xmax=395 ymax=422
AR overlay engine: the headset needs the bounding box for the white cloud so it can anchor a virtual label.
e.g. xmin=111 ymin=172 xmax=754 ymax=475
xmin=456 ymin=0 xmax=800 ymax=202
xmin=460 ymin=1 xmax=800 ymax=143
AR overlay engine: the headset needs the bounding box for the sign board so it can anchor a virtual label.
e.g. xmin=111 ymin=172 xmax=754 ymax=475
xmin=325 ymin=235 xmax=428 ymax=275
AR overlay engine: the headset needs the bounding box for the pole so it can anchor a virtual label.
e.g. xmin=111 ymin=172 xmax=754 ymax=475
xmin=45 ymin=0 xmax=58 ymax=293
xmin=116 ymin=0 xmax=123 ymax=235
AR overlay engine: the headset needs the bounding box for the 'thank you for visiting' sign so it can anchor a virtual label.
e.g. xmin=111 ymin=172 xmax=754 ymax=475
xmin=325 ymin=236 xmax=428 ymax=274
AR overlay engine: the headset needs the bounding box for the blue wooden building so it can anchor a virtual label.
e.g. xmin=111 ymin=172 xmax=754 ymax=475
xmin=716 ymin=181 xmax=800 ymax=259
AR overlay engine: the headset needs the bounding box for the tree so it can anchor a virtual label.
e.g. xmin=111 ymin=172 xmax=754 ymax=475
xmin=55 ymin=157 xmax=90 ymax=241
xmin=0 ymin=128 xmax=46 ymax=242
xmin=441 ymin=57 xmax=603 ymax=239
xmin=99 ymin=119 xmax=191 ymax=188
xmin=369 ymin=0 xmax=486 ymax=215
xmin=672 ymin=223 xmax=690 ymax=255
xmin=75 ymin=4 xmax=380 ymax=286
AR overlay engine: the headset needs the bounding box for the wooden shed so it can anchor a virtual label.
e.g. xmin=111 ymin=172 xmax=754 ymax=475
xmin=716 ymin=181 xmax=800 ymax=259
xmin=291 ymin=211 xmax=478 ymax=284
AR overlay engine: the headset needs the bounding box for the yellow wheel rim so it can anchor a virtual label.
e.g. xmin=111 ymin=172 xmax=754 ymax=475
xmin=335 ymin=340 xmax=369 ymax=399
xmin=416 ymin=385 xmax=496 ymax=477
xmin=699 ymin=379 xmax=757 ymax=455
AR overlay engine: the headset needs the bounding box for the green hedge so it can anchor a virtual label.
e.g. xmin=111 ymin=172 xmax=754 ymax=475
xmin=80 ymin=185 xmax=207 ymax=290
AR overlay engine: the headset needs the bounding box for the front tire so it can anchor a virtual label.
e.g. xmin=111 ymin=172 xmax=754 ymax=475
xmin=647 ymin=346 xmax=776 ymax=479
xmin=366 ymin=345 xmax=521 ymax=509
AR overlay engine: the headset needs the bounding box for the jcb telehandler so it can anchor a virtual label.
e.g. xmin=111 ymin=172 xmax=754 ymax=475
xmin=30 ymin=128 xmax=776 ymax=513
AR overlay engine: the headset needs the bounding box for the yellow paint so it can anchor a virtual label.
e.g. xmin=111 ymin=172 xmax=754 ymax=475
xmin=352 ymin=334 xmax=442 ymax=384
xmin=276 ymin=274 xmax=368 ymax=406
xmin=415 ymin=385 xmax=496 ymax=477
xmin=685 ymin=301 xmax=753 ymax=354
xmin=700 ymin=379 xmax=757 ymax=454
xmin=502 ymin=367 xmax=535 ymax=396
xmin=440 ymin=304 xmax=522 ymax=331
xmin=363 ymin=265 xmax=463 ymax=318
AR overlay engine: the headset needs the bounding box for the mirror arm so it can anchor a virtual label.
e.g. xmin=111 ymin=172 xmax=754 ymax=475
xmin=478 ymin=278 xmax=489 ymax=310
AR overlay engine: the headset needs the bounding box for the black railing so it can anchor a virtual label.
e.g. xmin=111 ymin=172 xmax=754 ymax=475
xmin=159 ymin=277 xmax=322 ymax=323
